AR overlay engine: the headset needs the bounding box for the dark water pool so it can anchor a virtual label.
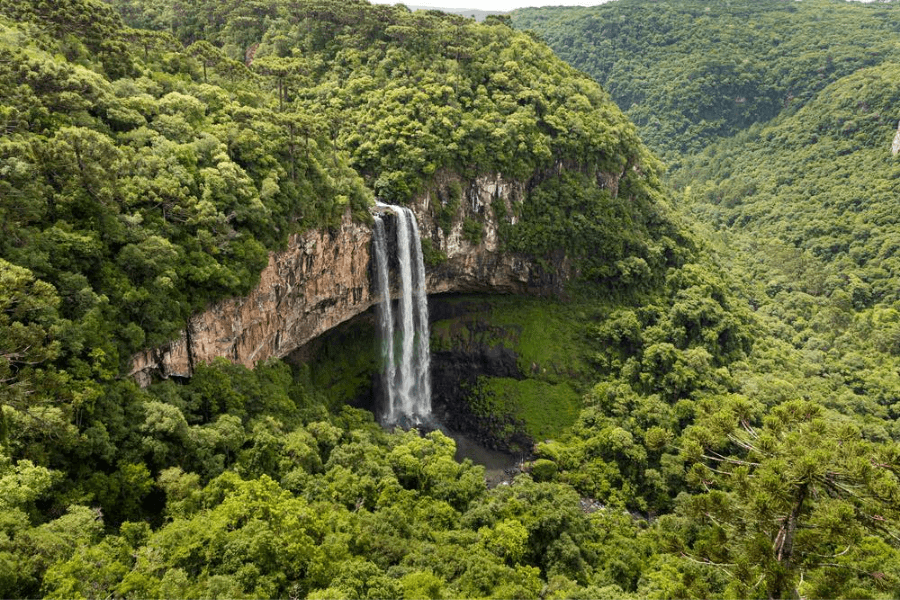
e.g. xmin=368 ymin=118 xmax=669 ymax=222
xmin=446 ymin=430 xmax=522 ymax=487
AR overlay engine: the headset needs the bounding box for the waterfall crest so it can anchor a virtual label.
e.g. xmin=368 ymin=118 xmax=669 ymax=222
xmin=372 ymin=204 xmax=432 ymax=425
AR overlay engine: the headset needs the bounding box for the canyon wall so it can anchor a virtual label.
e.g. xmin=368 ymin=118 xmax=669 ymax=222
xmin=130 ymin=173 xmax=571 ymax=386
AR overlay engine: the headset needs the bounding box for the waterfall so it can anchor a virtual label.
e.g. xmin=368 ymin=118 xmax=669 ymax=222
xmin=372 ymin=216 xmax=397 ymax=423
xmin=410 ymin=210 xmax=432 ymax=416
xmin=372 ymin=204 xmax=432 ymax=425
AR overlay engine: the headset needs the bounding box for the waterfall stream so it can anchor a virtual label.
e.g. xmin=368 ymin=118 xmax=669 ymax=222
xmin=372 ymin=204 xmax=432 ymax=425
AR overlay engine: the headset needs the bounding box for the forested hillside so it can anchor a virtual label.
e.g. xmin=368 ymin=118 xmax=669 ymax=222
xmin=513 ymin=0 xmax=900 ymax=161
xmin=2 ymin=0 xmax=899 ymax=598
xmin=675 ymin=59 xmax=900 ymax=443
xmin=513 ymin=1 xmax=900 ymax=597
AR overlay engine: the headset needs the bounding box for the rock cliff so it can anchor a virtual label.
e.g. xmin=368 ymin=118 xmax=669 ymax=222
xmin=130 ymin=173 xmax=570 ymax=386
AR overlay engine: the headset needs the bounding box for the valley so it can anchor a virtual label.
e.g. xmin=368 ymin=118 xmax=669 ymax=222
xmin=1 ymin=0 xmax=899 ymax=598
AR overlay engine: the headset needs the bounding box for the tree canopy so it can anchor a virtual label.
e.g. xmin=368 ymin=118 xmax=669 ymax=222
xmin=1 ymin=0 xmax=900 ymax=598
xmin=513 ymin=0 xmax=900 ymax=162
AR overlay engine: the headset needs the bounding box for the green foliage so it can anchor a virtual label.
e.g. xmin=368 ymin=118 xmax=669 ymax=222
xmin=115 ymin=0 xmax=652 ymax=205
xmin=107 ymin=0 xmax=679 ymax=287
xmin=680 ymin=61 xmax=900 ymax=306
xmin=668 ymin=58 xmax=900 ymax=460
xmin=0 ymin=0 xmax=372 ymax=399
xmin=461 ymin=217 xmax=484 ymax=245
xmin=434 ymin=198 xmax=460 ymax=236
xmin=28 ymin=393 xmax=645 ymax=600
xmin=668 ymin=399 xmax=900 ymax=598
xmin=6 ymin=0 xmax=900 ymax=597
xmin=510 ymin=1 xmax=900 ymax=593
xmin=529 ymin=459 xmax=558 ymax=482
xmin=513 ymin=0 xmax=900 ymax=161
xmin=500 ymin=170 xmax=688 ymax=286
xmin=0 ymin=0 xmax=134 ymax=78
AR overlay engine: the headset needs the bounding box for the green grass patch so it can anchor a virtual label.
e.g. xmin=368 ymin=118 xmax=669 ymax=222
xmin=431 ymin=294 xmax=600 ymax=444
xmin=476 ymin=377 xmax=581 ymax=441
xmin=431 ymin=294 xmax=594 ymax=388
xmin=300 ymin=293 xmax=603 ymax=437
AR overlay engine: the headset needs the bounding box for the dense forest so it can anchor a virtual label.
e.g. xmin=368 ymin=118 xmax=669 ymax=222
xmin=512 ymin=0 xmax=900 ymax=597
xmin=1 ymin=0 xmax=899 ymax=598
xmin=512 ymin=0 xmax=900 ymax=162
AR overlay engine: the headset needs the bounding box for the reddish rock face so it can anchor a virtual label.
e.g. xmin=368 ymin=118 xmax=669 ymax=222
xmin=130 ymin=211 xmax=374 ymax=386
xmin=130 ymin=174 xmax=571 ymax=386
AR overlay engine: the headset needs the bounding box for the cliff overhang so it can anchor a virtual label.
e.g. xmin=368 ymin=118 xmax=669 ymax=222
xmin=130 ymin=173 xmax=572 ymax=386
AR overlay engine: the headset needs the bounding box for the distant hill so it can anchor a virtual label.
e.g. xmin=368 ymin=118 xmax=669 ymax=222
xmin=406 ymin=5 xmax=505 ymax=21
xmin=512 ymin=0 xmax=900 ymax=160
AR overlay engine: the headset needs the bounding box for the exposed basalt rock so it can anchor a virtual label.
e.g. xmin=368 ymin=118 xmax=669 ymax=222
xmin=427 ymin=296 xmax=532 ymax=453
xmin=287 ymin=308 xmax=380 ymax=412
xmin=430 ymin=345 xmax=530 ymax=452
xmin=130 ymin=211 xmax=373 ymax=385
xmin=419 ymin=173 xmax=572 ymax=296
xmin=131 ymin=173 xmax=571 ymax=386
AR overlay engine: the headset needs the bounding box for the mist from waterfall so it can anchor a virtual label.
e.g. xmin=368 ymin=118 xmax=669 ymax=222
xmin=372 ymin=204 xmax=432 ymax=426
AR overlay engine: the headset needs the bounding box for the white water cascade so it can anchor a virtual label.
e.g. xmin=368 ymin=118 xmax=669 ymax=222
xmin=372 ymin=204 xmax=432 ymax=425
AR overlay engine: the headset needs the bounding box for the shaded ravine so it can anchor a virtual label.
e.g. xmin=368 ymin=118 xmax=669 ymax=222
xmin=291 ymin=293 xmax=538 ymax=478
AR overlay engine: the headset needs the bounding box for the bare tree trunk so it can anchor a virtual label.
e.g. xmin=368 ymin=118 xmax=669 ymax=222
xmin=771 ymin=481 xmax=808 ymax=599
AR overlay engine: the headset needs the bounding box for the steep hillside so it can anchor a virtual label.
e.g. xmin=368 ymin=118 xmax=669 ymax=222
xmin=675 ymin=61 xmax=900 ymax=428
xmin=512 ymin=0 xmax=900 ymax=161
xmin=682 ymin=61 xmax=900 ymax=306
xmin=510 ymin=0 xmax=900 ymax=597
xmin=109 ymin=0 xmax=685 ymax=284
